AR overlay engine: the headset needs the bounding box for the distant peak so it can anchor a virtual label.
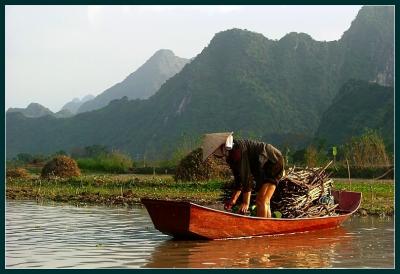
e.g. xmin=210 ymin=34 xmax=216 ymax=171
xmin=345 ymin=6 xmax=393 ymax=31
xmin=152 ymin=49 xmax=176 ymax=58
xmin=340 ymin=5 xmax=394 ymax=43
xmin=144 ymin=49 xmax=183 ymax=64
xmin=82 ymin=94 xmax=95 ymax=102
xmin=214 ymin=28 xmax=265 ymax=39
xmin=357 ymin=5 xmax=394 ymax=19
xmin=350 ymin=6 xmax=394 ymax=29
xmin=218 ymin=28 xmax=253 ymax=35
xmin=27 ymin=102 xmax=47 ymax=109
xmin=207 ymin=28 xmax=268 ymax=50
xmin=280 ymin=32 xmax=313 ymax=41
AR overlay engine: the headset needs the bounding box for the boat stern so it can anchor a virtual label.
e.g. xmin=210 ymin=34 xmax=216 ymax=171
xmin=141 ymin=198 xmax=207 ymax=239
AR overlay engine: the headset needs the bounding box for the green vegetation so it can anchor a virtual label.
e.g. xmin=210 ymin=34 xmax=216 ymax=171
xmin=284 ymin=130 xmax=393 ymax=179
xmin=6 ymin=175 xmax=225 ymax=205
xmin=4 ymin=6 xmax=394 ymax=218
xmin=6 ymin=103 xmax=53 ymax=118
xmin=6 ymin=7 xmax=394 ymax=161
xmin=333 ymin=179 xmax=394 ymax=215
xmin=343 ymin=129 xmax=390 ymax=167
xmin=327 ymin=165 xmax=393 ymax=179
xmin=316 ymin=80 xmax=394 ymax=150
xmin=7 ymin=130 xmax=393 ymax=179
xmin=6 ymin=174 xmax=394 ymax=216
xmin=304 ymin=144 xmax=328 ymax=167
xmin=76 ymin=152 xmax=134 ymax=173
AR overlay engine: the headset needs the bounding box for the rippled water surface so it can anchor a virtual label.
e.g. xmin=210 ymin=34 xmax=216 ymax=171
xmin=6 ymin=200 xmax=394 ymax=268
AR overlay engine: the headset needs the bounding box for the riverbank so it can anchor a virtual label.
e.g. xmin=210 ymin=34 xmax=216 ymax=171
xmin=6 ymin=174 xmax=394 ymax=216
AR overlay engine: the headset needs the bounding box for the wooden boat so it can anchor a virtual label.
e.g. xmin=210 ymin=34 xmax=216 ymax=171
xmin=141 ymin=190 xmax=361 ymax=240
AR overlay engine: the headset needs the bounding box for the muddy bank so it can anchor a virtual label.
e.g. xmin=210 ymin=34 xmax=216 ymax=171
xmin=6 ymin=175 xmax=394 ymax=216
xmin=6 ymin=187 xmax=392 ymax=217
xmin=6 ymin=188 xmax=216 ymax=207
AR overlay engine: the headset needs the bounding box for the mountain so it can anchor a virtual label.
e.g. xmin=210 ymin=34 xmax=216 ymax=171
xmin=339 ymin=6 xmax=394 ymax=87
xmin=7 ymin=102 xmax=75 ymax=119
xmin=6 ymin=6 xmax=394 ymax=159
xmin=77 ymin=49 xmax=190 ymax=113
xmin=61 ymin=95 xmax=94 ymax=114
xmin=7 ymin=103 xmax=53 ymax=118
xmin=315 ymin=79 xmax=393 ymax=148
xmin=54 ymin=109 xmax=75 ymax=118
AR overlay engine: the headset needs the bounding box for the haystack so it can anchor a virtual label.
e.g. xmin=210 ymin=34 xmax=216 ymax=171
xmin=6 ymin=167 xmax=30 ymax=179
xmin=174 ymin=148 xmax=231 ymax=182
xmin=41 ymin=155 xmax=81 ymax=178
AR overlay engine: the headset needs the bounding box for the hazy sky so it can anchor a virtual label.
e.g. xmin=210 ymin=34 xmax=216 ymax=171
xmin=6 ymin=5 xmax=363 ymax=112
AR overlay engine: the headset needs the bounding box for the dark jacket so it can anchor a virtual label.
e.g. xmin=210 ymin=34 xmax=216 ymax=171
xmin=226 ymin=139 xmax=283 ymax=192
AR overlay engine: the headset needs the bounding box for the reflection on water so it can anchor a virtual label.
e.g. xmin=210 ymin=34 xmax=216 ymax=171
xmin=6 ymin=200 xmax=394 ymax=268
xmin=146 ymin=228 xmax=350 ymax=268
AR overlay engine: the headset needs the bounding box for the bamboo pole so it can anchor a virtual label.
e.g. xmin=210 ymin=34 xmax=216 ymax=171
xmin=346 ymin=159 xmax=351 ymax=191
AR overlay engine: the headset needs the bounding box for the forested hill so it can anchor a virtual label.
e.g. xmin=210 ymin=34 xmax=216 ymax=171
xmin=7 ymin=103 xmax=74 ymax=118
xmin=315 ymin=80 xmax=394 ymax=149
xmin=6 ymin=6 xmax=394 ymax=159
xmin=7 ymin=103 xmax=53 ymax=118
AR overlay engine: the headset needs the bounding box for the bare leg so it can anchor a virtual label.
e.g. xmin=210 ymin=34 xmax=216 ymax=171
xmin=224 ymin=189 xmax=241 ymax=210
xmin=256 ymin=183 xmax=276 ymax=218
xmin=230 ymin=190 xmax=241 ymax=205
xmin=238 ymin=191 xmax=251 ymax=215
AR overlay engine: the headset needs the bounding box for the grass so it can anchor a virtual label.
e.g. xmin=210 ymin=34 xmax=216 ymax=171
xmin=6 ymin=174 xmax=226 ymax=205
xmin=76 ymin=152 xmax=134 ymax=173
xmin=332 ymin=178 xmax=394 ymax=215
xmin=6 ymin=174 xmax=394 ymax=215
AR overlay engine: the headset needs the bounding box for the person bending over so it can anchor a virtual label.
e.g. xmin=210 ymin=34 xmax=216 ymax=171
xmin=202 ymin=132 xmax=284 ymax=218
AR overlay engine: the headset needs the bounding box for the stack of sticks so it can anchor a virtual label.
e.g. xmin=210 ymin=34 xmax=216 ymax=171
xmin=271 ymin=161 xmax=339 ymax=218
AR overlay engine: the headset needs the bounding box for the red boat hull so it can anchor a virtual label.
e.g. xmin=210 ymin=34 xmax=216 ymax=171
xmin=142 ymin=190 xmax=361 ymax=240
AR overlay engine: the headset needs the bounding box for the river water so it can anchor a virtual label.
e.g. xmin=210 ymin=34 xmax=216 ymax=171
xmin=5 ymin=200 xmax=394 ymax=269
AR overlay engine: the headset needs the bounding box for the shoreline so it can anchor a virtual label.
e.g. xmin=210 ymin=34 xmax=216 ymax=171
xmin=6 ymin=174 xmax=394 ymax=217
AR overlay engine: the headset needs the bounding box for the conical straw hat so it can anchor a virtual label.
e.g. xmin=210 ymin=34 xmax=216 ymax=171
xmin=202 ymin=132 xmax=233 ymax=161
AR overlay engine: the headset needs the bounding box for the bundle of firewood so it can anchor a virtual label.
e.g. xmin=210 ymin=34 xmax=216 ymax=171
xmin=271 ymin=161 xmax=338 ymax=218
